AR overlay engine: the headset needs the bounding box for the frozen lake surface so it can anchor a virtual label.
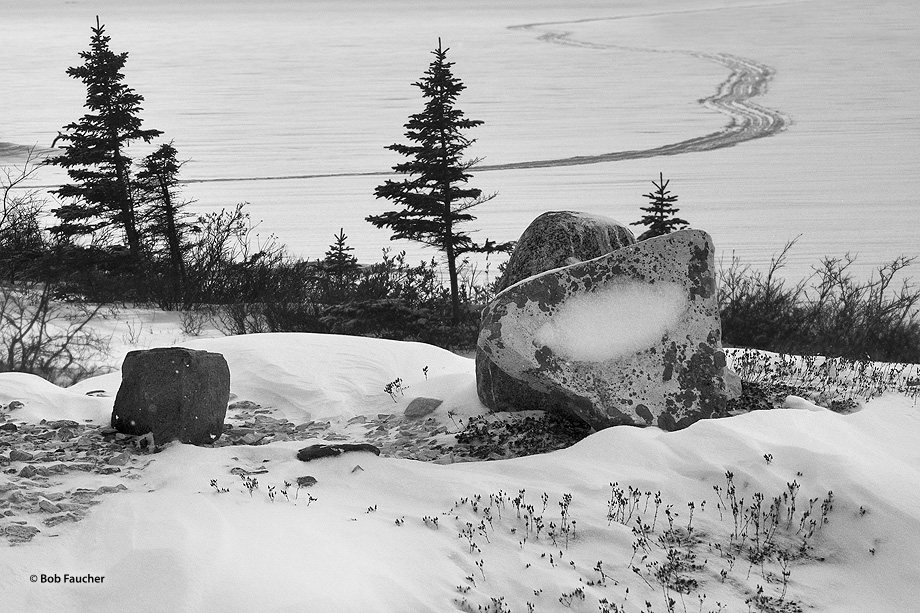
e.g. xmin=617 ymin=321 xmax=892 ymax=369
xmin=2 ymin=0 xmax=918 ymax=282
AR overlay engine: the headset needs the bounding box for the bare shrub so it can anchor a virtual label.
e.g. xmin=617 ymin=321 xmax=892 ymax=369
xmin=719 ymin=241 xmax=920 ymax=363
xmin=718 ymin=240 xmax=811 ymax=352
xmin=0 ymin=282 xmax=109 ymax=385
xmin=1 ymin=149 xmax=50 ymax=282
xmin=805 ymin=254 xmax=919 ymax=362
xmin=183 ymin=203 xmax=257 ymax=307
xmin=179 ymin=307 xmax=210 ymax=336
xmin=210 ymin=302 xmax=270 ymax=336
xmin=121 ymin=317 xmax=146 ymax=346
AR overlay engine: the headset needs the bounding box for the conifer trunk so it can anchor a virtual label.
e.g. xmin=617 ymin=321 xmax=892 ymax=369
xmin=158 ymin=175 xmax=187 ymax=304
xmin=112 ymin=146 xmax=141 ymax=258
xmin=444 ymin=212 xmax=461 ymax=324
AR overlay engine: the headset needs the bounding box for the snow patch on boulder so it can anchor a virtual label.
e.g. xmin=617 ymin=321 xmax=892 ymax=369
xmin=535 ymin=282 xmax=686 ymax=362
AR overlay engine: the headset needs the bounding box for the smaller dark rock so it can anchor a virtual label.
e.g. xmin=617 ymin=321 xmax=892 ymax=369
xmin=240 ymin=433 xmax=266 ymax=445
xmin=43 ymin=513 xmax=82 ymax=527
xmin=7 ymin=489 xmax=29 ymax=503
xmin=404 ymin=397 xmax=443 ymax=420
xmin=0 ymin=423 xmax=17 ymax=433
xmin=46 ymin=420 xmax=80 ymax=430
xmin=230 ymin=466 xmax=268 ymax=476
xmin=4 ymin=523 xmax=39 ymax=542
xmin=18 ymin=465 xmax=38 ymax=478
xmin=10 ymin=450 xmax=33 ymax=462
xmin=296 ymin=476 xmax=317 ymax=488
xmin=107 ymin=452 xmax=131 ymax=466
xmin=296 ymin=443 xmax=380 ymax=462
xmin=39 ymin=499 xmax=62 ymax=514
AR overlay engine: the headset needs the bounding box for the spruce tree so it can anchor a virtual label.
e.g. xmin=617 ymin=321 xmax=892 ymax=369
xmin=322 ymin=228 xmax=360 ymax=302
xmin=136 ymin=142 xmax=191 ymax=305
xmin=631 ymin=172 xmax=689 ymax=240
xmin=368 ymin=39 xmax=510 ymax=324
xmin=46 ymin=16 xmax=162 ymax=257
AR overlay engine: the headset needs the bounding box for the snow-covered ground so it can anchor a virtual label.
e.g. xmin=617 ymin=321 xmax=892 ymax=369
xmin=2 ymin=327 xmax=919 ymax=612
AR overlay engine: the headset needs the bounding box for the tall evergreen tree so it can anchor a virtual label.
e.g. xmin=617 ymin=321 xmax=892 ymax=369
xmin=136 ymin=142 xmax=192 ymax=305
xmin=46 ymin=16 xmax=162 ymax=257
xmin=368 ymin=39 xmax=510 ymax=324
xmin=631 ymin=172 xmax=689 ymax=241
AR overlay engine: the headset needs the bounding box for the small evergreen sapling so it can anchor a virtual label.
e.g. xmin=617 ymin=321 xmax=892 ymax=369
xmin=321 ymin=228 xmax=360 ymax=302
xmin=631 ymin=172 xmax=688 ymax=241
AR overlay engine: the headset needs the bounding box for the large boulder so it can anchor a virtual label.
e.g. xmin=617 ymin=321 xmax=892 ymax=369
xmin=480 ymin=211 xmax=636 ymax=418
xmin=477 ymin=229 xmax=733 ymax=431
xmin=496 ymin=211 xmax=635 ymax=292
xmin=112 ymin=347 xmax=230 ymax=445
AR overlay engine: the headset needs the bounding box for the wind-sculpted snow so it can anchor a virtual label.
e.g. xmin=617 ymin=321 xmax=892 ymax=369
xmin=479 ymin=17 xmax=790 ymax=171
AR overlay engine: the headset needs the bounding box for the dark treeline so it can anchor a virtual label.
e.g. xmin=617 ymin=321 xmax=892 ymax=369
xmin=5 ymin=20 xmax=507 ymax=331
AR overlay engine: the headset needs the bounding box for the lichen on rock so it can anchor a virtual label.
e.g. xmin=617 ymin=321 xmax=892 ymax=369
xmin=477 ymin=227 xmax=736 ymax=431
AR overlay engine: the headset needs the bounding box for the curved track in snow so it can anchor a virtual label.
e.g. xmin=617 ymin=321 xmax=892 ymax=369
xmin=478 ymin=16 xmax=789 ymax=171
xmin=180 ymin=19 xmax=790 ymax=182
xmin=11 ymin=7 xmax=790 ymax=186
xmin=181 ymin=32 xmax=789 ymax=184
xmin=0 ymin=142 xmax=48 ymax=161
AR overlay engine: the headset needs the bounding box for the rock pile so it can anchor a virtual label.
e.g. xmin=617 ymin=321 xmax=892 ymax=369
xmin=220 ymin=401 xmax=457 ymax=462
xmin=1 ymin=413 xmax=145 ymax=544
